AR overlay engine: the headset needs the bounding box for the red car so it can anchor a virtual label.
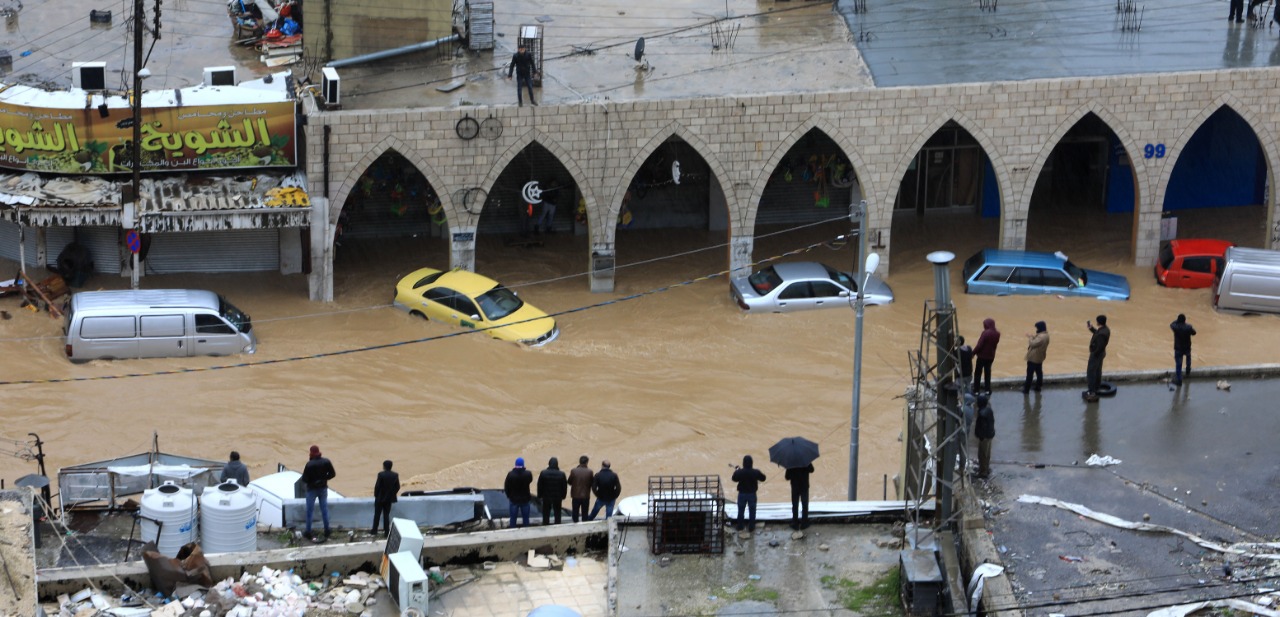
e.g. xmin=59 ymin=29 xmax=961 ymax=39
xmin=1155 ymin=239 xmax=1235 ymax=289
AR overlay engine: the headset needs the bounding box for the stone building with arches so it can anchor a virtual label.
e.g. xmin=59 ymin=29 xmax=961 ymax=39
xmin=302 ymin=68 xmax=1280 ymax=301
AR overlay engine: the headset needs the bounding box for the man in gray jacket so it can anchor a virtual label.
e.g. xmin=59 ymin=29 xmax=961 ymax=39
xmin=220 ymin=451 xmax=250 ymax=486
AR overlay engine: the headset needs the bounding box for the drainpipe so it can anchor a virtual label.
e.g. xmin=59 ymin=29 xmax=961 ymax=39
xmin=326 ymin=34 xmax=460 ymax=69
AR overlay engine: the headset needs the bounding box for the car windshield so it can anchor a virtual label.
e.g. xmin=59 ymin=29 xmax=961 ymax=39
xmin=748 ymin=267 xmax=784 ymax=294
xmin=476 ymin=285 xmax=524 ymax=320
xmin=1063 ymin=261 xmax=1087 ymax=287
xmin=219 ymin=296 xmax=251 ymax=332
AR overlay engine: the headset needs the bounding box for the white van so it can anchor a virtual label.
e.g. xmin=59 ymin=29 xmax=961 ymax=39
xmin=64 ymin=289 xmax=257 ymax=362
xmin=1213 ymin=247 xmax=1280 ymax=315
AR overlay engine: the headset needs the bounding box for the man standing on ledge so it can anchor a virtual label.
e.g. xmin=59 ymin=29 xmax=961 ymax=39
xmin=506 ymin=44 xmax=537 ymax=107
xmin=1170 ymin=313 xmax=1196 ymax=386
xmin=1085 ymin=315 xmax=1110 ymax=401
xmin=302 ymin=445 xmax=336 ymax=542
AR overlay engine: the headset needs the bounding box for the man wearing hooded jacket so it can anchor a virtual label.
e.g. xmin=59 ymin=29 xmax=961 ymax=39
xmin=731 ymin=455 xmax=767 ymax=532
xmin=973 ymin=318 xmax=1001 ymax=394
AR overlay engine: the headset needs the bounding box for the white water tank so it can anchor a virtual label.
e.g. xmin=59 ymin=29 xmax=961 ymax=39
xmin=200 ymin=480 xmax=258 ymax=553
xmin=140 ymin=481 xmax=198 ymax=557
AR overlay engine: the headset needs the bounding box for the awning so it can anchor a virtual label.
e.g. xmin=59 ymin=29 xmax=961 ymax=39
xmin=0 ymin=170 xmax=311 ymax=231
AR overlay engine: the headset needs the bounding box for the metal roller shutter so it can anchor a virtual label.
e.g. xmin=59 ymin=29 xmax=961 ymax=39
xmin=79 ymin=226 xmax=124 ymax=274
xmin=145 ymin=229 xmax=280 ymax=273
xmin=0 ymin=222 xmax=76 ymax=267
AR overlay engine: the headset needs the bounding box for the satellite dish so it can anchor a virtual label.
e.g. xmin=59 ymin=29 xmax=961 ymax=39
xmin=634 ymin=37 xmax=645 ymax=62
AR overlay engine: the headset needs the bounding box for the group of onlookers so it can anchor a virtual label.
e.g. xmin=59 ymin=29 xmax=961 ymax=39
xmin=503 ymin=455 xmax=621 ymax=527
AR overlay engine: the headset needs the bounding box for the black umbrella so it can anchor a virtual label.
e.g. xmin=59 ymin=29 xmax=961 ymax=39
xmin=768 ymin=436 xmax=820 ymax=469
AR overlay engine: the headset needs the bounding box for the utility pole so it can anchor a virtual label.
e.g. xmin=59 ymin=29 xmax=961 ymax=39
xmin=130 ymin=0 xmax=144 ymax=289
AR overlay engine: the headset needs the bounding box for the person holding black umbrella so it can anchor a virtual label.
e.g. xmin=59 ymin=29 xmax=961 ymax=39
xmin=769 ymin=436 xmax=820 ymax=530
xmin=785 ymin=463 xmax=814 ymax=530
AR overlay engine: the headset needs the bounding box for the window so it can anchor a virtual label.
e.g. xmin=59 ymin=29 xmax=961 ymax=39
xmin=1008 ymin=268 xmax=1043 ymax=286
xmin=975 ymin=266 xmax=1013 ymax=283
xmin=809 ymin=281 xmax=845 ymax=298
xmin=1212 ymin=257 xmax=1225 ymax=273
xmin=1182 ymin=257 xmax=1213 ymax=274
xmin=412 ymin=271 xmax=446 ymax=289
xmin=1040 ymin=269 xmax=1074 ymax=288
xmin=778 ymin=282 xmax=812 ymax=300
xmin=425 ymin=288 xmax=480 ymax=317
xmin=195 ymin=313 xmax=235 ymax=335
xmin=822 ymin=265 xmax=857 ymax=291
xmin=748 ymin=267 xmax=783 ymax=294
xmin=141 ymin=315 xmax=185 ymax=337
xmin=81 ymin=316 xmax=135 ymax=339
xmin=1158 ymin=244 xmax=1175 ymax=270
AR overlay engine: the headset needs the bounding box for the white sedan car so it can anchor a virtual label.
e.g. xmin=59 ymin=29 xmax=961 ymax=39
xmin=730 ymin=261 xmax=894 ymax=313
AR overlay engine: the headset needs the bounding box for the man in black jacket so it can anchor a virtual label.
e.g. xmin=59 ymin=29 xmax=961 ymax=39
xmin=301 ymin=445 xmax=336 ymax=542
xmin=785 ymin=463 xmax=814 ymax=530
xmin=974 ymin=394 xmax=996 ymax=479
xmin=588 ymin=460 xmax=621 ymax=520
xmin=505 ymin=44 xmax=537 ymax=107
xmin=1085 ymin=315 xmax=1111 ymax=399
xmin=504 ymin=458 xmax=534 ymax=528
xmin=371 ymin=460 xmax=400 ymax=537
xmin=1170 ymin=314 xmax=1197 ymax=386
xmin=731 ymin=455 xmax=766 ymax=533
xmin=537 ymin=457 xmax=568 ymax=525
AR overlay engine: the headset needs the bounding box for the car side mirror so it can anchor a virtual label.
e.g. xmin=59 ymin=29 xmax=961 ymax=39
xmin=839 ymin=290 xmax=850 ymax=298
xmin=470 ymin=314 xmax=482 ymax=321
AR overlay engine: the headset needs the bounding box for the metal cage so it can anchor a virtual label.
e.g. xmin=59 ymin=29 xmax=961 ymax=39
xmin=646 ymin=475 xmax=725 ymax=555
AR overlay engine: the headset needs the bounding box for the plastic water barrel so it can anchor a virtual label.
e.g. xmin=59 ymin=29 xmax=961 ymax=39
xmin=200 ymin=480 xmax=258 ymax=553
xmin=140 ymin=481 xmax=198 ymax=557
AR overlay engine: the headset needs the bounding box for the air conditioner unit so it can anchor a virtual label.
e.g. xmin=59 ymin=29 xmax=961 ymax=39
xmin=387 ymin=551 xmax=429 ymax=615
xmin=321 ymin=66 xmax=340 ymax=108
xmin=203 ymin=66 xmax=236 ymax=87
xmin=380 ymin=518 xmax=423 ymax=578
xmin=72 ymin=62 xmax=107 ymax=90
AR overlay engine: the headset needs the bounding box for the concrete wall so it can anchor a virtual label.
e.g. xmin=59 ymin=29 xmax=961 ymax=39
xmin=303 ymin=0 xmax=454 ymax=63
xmin=304 ymin=68 xmax=1280 ymax=301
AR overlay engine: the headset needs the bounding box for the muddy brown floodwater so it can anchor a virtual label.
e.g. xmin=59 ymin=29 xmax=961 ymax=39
xmin=2 ymin=209 xmax=1279 ymax=508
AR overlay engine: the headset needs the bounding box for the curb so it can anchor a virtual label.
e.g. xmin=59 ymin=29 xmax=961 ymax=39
xmin=986 ymin=363 xmax=1280 ymax=388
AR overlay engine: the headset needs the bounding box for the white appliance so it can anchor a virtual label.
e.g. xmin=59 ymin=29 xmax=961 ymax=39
xmin=387 ymin=550 xmax=429 ymax=615
xmin=321 ymin=67 xmax=340 ymax=108
xmin=381 ymin=517 xmax=423 ymax=577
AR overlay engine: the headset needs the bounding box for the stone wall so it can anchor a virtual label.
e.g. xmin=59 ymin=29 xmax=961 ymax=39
xmin=303 ymin=68 xmax=1280 ymax=301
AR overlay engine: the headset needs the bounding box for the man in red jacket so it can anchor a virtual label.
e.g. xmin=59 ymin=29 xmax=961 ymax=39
xmin=973 ymin=318 xmax=1001 ymax=394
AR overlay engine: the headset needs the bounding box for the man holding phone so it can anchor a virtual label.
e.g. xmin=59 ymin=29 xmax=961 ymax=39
xmin=1085 ymin=315 xmax=1110 ymax=401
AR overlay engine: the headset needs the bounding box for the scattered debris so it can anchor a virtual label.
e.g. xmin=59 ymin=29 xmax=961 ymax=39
xmin=1217 ymin=380 xmax=1231 ymax=391
xmin=1085 ymin=454 xmax=1122 ymax=467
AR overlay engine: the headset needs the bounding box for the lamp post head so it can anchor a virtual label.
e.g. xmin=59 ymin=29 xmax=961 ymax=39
xmin=137 ymin=67 xmax=151 ymax=79
xmin=864 ymin=253 xmax=881 ymax=276
xmin=926 ymin=251 xmax=955 ymax=265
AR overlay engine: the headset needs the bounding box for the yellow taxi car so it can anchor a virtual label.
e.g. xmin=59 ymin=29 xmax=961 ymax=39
xmin=393 ymin=267 xmax=559 ymax=346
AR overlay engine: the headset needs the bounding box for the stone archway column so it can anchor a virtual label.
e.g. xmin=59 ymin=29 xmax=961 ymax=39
xmin=1132 ymin=189 xmax=1162 ymax=266
xmin=729 ymin=234 xmax=753 ymax=278
xmin=590 ymin=241 xmax=615 ymax=293
xmin=307 ymin=197 xmax=334 ymax=302
xmin=450 ymin=226 xmax=477 ymax=273
xmin=1001 ymin=215 xmax=1028 ymax=252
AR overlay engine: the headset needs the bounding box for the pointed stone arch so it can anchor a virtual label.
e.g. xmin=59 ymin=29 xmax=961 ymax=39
xmin=881 ymin=110 xmax=1010 ymax=233
xmin=1158 ymin=94 xmax=1280 ymax=251
xmin=1022 ymin=103 xmax=1148 ymax=216
xmin=747 ymin=116 xmax=873 ymax=236
xmin=329 ymin=135 xmax=453 ymax=228
xmin=608 ymin=121 xmax=735 ymax=237
xmin=481 ymin=128 xmax=599 ymax=233
xmin=1161 ymin=94 xmax=1279 ymax=192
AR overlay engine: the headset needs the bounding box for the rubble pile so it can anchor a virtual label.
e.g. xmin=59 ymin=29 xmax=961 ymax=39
xmin=44 ymin=567 xmax=391 ymax=617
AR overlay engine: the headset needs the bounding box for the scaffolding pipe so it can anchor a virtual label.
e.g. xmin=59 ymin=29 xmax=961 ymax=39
xmin=327 ymin=34 xmax=461 ymax=69
xmin=928 ymin=251 xmax=959 ymax=525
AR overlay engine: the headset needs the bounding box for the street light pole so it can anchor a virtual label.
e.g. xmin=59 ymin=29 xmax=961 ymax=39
xmin=848 ymin=199 xmax=878 ymax=501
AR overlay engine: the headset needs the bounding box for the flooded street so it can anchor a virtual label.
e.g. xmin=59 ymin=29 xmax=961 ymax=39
xmin=2 ymin=211 xmax=1279 ymax=507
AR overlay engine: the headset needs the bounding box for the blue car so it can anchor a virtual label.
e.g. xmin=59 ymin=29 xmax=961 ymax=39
xmin=961 ymin=250 xmax=1130 ymax=300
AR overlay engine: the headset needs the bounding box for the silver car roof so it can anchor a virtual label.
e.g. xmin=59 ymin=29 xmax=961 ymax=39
xmin=770 ymin=261 xmax=832 ymax=280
